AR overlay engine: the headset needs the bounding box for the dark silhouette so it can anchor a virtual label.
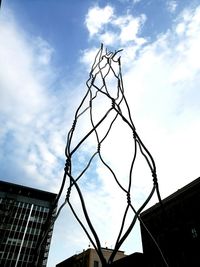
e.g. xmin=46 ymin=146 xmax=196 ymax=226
xmin=141 ymin=177 xmax=200 ymax=267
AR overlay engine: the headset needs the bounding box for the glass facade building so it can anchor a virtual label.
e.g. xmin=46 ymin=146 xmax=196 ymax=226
xmin=0 ymin=180 xmax=57 ymax=267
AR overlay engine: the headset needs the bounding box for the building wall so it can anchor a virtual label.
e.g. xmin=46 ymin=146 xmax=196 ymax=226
xmin=0 ymin=180 xmax=57 ymax=267
xmin=56 ymin=248 xmax=126 ymax=267
xmin=140 ymin=177 xmax=200 ymax=267
xmin=111 ymin=252 xmax=147 ymax=267
xmin=88 ymin=248 xmax=126 ymax=267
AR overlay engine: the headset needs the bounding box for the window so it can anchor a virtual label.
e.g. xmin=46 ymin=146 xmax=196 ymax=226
xmin=191 ymin=227 xmax=198 ymax=238
xmin=44 ymin=207 xmax=49 ymax=213
xmin=94 ymin=261 xmax=99 ymax=267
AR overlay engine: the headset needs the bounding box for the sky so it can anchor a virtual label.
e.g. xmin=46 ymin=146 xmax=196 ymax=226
xmin=1 ymin=0 xmax=200 ymax=266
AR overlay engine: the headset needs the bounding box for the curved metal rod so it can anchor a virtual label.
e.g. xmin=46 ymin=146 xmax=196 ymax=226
xmin=66 ymin=172 xmax=106 ymax=264
xmin=109 ymin=185 xmax=156 ymax=263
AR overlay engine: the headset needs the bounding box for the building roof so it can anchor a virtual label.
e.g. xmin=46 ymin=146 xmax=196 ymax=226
xmin=0 ymin=179 xmax=57 ymax=202
xmin=141 ymin=176 xmax=200 ymax=216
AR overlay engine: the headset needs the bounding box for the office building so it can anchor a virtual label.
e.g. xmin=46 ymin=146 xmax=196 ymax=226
xmin=0 ymin=180 xmax=57 ymax=267
xmin=140 ymin=177 xmax=200 ymax=266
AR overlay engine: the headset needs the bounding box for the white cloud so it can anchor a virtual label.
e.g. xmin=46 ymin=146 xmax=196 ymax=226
xmin=84 ymin=5 xmax=147 ymax=47
xmin=85 ymin=5 xmax=114 ymax=37
xmin=114 ymin=14 xmax=146 ymax=44
xmin=170 ymin=7 xmax=200 ymax=82
xmin=34 ymin=36 xmax=54 ymax=65
xmin=166 ymin=1 xmax=178 ymax=13
xmin=176 ymin=22 xmax=185 ymax=35
xmin=99 ymin=31 xmax=118 ymax=46
xmin=122 ymin=6 xmax=200 ymax=196
xmin=133 ymin=0 xmax=142 ymax=4
xmin=0 ymin=15 xmax=49 ymax=124
xmin=0 ymin=9 xmax=70 ymax=189
xmin=80 ymin=46 xmax=100 ymax=68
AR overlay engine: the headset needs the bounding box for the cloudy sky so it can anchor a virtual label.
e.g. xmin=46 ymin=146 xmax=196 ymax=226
xmin=1 ymin=0 xmax=200 ymax=266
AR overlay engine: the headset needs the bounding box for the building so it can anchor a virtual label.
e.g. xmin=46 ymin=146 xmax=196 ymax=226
xmin=140 ymin=177 xmax=200 ymax=267
xmin=111 ymin=252 xmax=147 ymax=267
xmin=56 ymin=247 xmax=126 ymax=267
xmin=0 ymin=180 xmax=57 ymax=267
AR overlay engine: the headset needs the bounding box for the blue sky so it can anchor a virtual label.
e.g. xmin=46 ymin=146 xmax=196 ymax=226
xmin=1 ymin=0 xmax=200 ymax=266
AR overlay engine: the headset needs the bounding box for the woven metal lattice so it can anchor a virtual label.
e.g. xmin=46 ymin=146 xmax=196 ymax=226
xmin=62 ymin=45 xmax=164 ymax=266
xmin=36 ymin=45 xmax=168 ymax=267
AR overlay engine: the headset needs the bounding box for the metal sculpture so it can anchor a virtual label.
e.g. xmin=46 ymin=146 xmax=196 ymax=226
xmin=36 ymin=44 xmax=168 ymax=267
xmin=61 ymin=44 xmax=165 ymax=266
